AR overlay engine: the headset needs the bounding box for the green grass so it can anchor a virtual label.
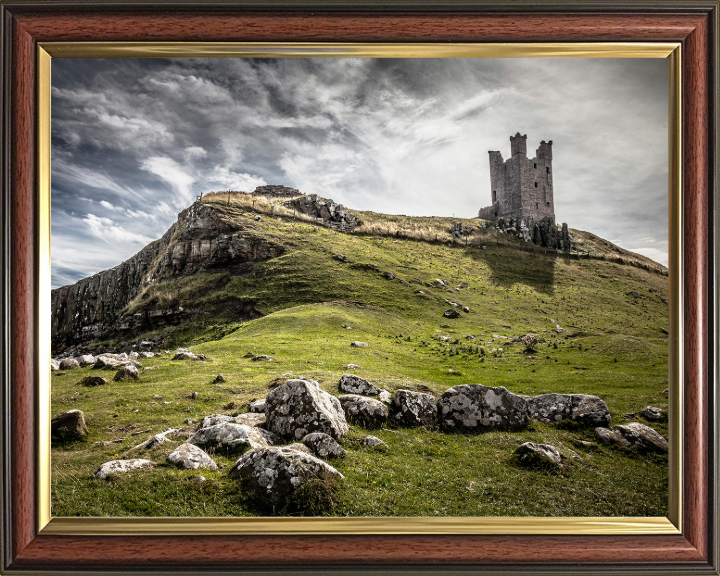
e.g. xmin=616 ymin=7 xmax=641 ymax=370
xmin=51 ymin=199 xmax=669 ymax=517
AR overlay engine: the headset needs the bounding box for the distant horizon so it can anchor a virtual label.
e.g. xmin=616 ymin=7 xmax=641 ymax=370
xmin=51 ymin=57 xmax=669 ymax=288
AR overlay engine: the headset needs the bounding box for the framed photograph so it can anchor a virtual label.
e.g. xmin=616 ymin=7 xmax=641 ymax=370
xmin=1 ymin=1 xmax=717 ymax=574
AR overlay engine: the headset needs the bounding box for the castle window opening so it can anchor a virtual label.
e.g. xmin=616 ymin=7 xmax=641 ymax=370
xmin=534 ymin=182 xmax=538 ymax=188
xmin=492 ymin=190 xmax=497 ymax=202
xmin=546 ymin=167 xmax=550 ymax=174
xmin=536 ymin=203 xmax=539 ymax=210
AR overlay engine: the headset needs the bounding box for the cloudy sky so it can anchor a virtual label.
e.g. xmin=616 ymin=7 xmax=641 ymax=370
xmin=51 ymin=57 xmax=668 ymax=288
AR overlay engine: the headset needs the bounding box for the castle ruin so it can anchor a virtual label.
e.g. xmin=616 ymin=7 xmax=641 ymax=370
xmin=478 ymin=133 xmax=555 ymax=222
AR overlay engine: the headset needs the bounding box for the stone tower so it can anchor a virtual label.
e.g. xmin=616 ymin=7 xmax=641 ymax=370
xmin=478 ymin=133 xmax=555 ymax=222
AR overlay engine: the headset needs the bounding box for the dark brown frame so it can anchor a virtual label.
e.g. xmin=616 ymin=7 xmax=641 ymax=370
xmin=1 ymin=1 xmax=717 ymax=574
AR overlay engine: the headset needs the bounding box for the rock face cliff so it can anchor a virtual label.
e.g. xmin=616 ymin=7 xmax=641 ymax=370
xmin=51 ymin=202 xmax=285 ymax=352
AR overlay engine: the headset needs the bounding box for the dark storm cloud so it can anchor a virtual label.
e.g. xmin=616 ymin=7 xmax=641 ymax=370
xmin=51 ymin=56 xmax=669 ymax=287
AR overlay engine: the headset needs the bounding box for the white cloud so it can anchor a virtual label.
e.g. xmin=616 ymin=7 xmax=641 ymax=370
xmin=83 ymin=214 xmax=154 ymax=245
xmin=204 ymin=166 xmax=266 ymax=191
xmin=140 ymin=156 xmax=196 ymax=206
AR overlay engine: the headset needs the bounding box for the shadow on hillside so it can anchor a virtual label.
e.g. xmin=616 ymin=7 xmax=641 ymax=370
xmin=463 ymin=244 xmax=558 ymax=296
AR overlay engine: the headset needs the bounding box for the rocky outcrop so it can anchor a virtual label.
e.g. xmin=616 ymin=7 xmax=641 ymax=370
xmin=51 ymin=202 xmax=284 ymax=352
xmin=491 ymin=216 xmax=572 ymax=253
xmin=515 ymin=442 xmax=562 ymax=465
xmin=167 ymin=443 xmax=218 ymax=470
xmin=253 ymin=184 xmax=302 ymax=198
xmin=596 ymin=422 xmax=668 ymax=453
xmin=283 ymin=194 xmax=362 ymax=232
xmin=302 ymin=432 xmax=346 ymax=459
xmin=393 ymin=389 xmax=437 ymax=427
xmin=438 ymin=384 xmax=530 ymax=431
xmin=527 ymin=393 xmax=611 ymax=427
xmin=339 ymin=374 xmax=382 ymax=396
xmin=338 ymin=394 xmax=389 ymax=427
xmin=94 ymin=459 xmax=156 ymax=480
xmin=188 ymin=423 xmax=280 ymax=453
xmin=229 ymin=446 xmax=344 ymax=504
xmin=265 ymin=379 xmax=349 ymax=441
xmin=51 ymin=409 xmax=88 ymax=439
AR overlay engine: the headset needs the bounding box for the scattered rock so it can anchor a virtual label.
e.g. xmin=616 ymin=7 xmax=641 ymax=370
xmin=265 ymin=379 xmax=349 ymax=440
xmin=443 ymin=309 xmax=460 ymax=319
xmin=173 ymin=348 xmax=207 ymax=361
xmin=662 ymin=389 xmax=669 ymax=396
xmin=167 ymin=443 xmax=218 ymax=470
xmin=79 ymin=376 xmax=107 ymax=387
xmin=94 ymin=459 xmax=156 ymax=480
xmin=463 ymin=307 xmax=470 ymax=313
xmin=302 ymin=432 xmax=346 ymax=459
xmin=185 ymin=391 xmax=198 ymax=400
xmin=378 ymin=389 xmax=392 ymax=404
xmin=59 ymin=358 xmax=80 ymax=370
xmin=188 ymin=422 xmax=280 ymax=453
xmin=213 ymin=374 xmax=226 ymax=383
xmin=338 ymin=394 xmax=390 ymax=427
xmin=337 ymin=254 xmax=350 ymax=263
xmin=184 ymin=418 xmax=198 ymax=425
xmin=350 ymin=341 xmax=368 ymax=348
xmin=251 ymin=355 xmax=273 ymax=362
xmin=640 ymin=406 xmax=663 ymax=421
xmin=249 ymin=399 xmax=266 ymax=413
xmin=51 ymin=359 xmax=60 ymax=371
xmin=113 ymin=365 xmax=139 ymax=382
xmin=393 ymin=389 xmax=437 ymax=427
xmin=339 ymin=374 xmax=382 ymax=396
xmin=254 ymin=215 xmax=262 ymax=221
xmin=139 ymin=351 xmax=156 ymax=358
xmin=660 ymin=328 xmax=669 ymax=335
xmin=595 ymin=422 xmax=668 ymax=453
xmin=362 ymin=435 xmax=388 ymax=449
xmin=527 ymin=393 xmax=611 ymax=427
xmin=229 ymin=446 xmax=345 ymax=504
xmin=51 ymin=409 xmax=88 ymax=439
xmin=344 ymin=364 xmax=361 ymax=369
xmin=515 ymin=442 xmax=562 ymax=465
xmin=438 ymin=384 xmax=530 ymax=431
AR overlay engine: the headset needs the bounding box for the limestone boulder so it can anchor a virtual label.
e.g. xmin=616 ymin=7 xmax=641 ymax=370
xmin=167 ymin=443 xmax=218 ymax=470
xmin=94 ymin=355 xmax=122 ymax=369
xmin=515 ymin=442 xmax=562 ymax=465
xmin=339 ymin=374 xmax=382 ymax=396
xmin=188 ymin=423 xmax=280 ymax=453
xmin=228 ymin=446 xmax=344 ymax=503
xmin=438 ymin=384 xmax=530 ymax=431
xmin=114 ymin=365 xmax=139 ymax=382
xmin=393 ymin=389 xmax=437 ymax=427
xmin=338 ymin=394 xmax=389 ymax=427
xmin=51 ymin=359 xmax=60 ymax=371
xmin=51 ymin=409 xmax=88 ymax=439
xmin=265 ymin=379 xmax=349 ymax=441
xmin=595 ymin=422 xmax=668 ymax=453
xmin=59 ymin=358 xmax=80 ymax=370
xmin=443 ymin=309 xmax=460 ymax=319
xmin=94 ymin=459 xmax=156 ymax=480
xmin=527 ymin=393 xmax=611 ymax=427
xmin=134 ymin=428 xmax=178 ymax=450
xmin=77 ymin=354 xmax=96 ymax=367
xmin=302 ymin=432 xmax=346 ymax=459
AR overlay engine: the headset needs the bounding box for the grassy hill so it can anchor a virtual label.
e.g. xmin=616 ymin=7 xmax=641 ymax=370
xmin=51 ymin=193 xmax=669 ymax=517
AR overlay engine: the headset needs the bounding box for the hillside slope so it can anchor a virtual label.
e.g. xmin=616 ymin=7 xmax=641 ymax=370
xmin=50 ymin=192 xmax=669 ymax=518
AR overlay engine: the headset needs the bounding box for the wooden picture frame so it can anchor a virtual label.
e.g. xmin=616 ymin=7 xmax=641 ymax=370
xmin=1 ymin=1 xmax=717 ymax=573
